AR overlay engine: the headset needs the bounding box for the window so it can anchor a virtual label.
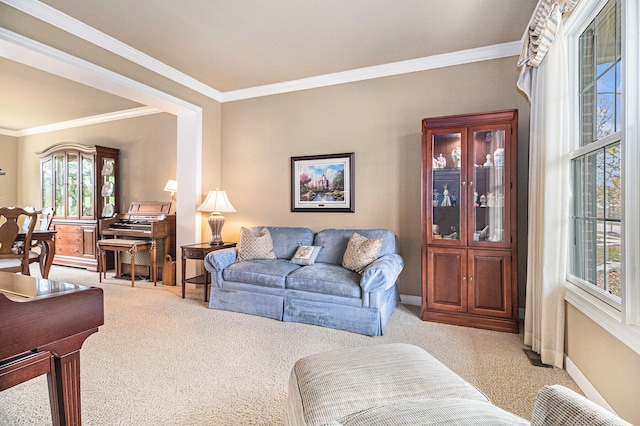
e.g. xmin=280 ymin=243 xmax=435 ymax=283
xmin=570 ymin=0 xmax=622 ymax=307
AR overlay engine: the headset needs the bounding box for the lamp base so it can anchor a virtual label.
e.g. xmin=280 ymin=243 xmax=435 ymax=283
xmin=207 ymin=212 xmax=226 ymax=245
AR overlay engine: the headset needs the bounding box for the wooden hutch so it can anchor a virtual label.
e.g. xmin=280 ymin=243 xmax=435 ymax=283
xmin=39 ymin=143 xmax=119 ymax=271
xmin=421 ymin=110 xmax=519 ymax=333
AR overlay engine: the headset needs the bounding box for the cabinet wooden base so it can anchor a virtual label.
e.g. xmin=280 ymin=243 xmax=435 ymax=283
xmin=421 ymin=310 xmax=519 ymax=333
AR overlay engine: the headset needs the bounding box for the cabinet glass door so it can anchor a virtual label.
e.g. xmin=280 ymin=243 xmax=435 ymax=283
xmin=81 ymin=155 xmax=94 ymax=217
xmin=471 ymin=127 xmax=506 ymax=244
xmin=67 ymin=153 xmax=79 ymax=217
xmin=41 ymin=158 xmax=52 ymax=209
xmin=431 ymin=132 xmax=462 ymax=241
xmin=54 ymin=154 xmax=65 ymax=217
xmin=100 ymin=157 xmax=116 ymax=217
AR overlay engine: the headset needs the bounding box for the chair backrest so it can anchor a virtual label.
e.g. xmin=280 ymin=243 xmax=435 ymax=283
xmin=18 ymin=206 xmax=36 ymax=233
xmin=36 ymin=207 xmax=55 ymax=231
xmin=0 ymin=207 xmax=38 ymax=273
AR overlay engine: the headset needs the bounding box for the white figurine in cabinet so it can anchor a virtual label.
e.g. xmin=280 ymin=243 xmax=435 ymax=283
xmin=440 ymin=184 xmax=452 ymax=207
xmin=451 ymin=147 xmax=461 ymax=168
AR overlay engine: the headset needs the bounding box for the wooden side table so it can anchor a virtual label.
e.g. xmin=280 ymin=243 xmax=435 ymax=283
xmin=181 ymin=242 xmax=236 ymax=302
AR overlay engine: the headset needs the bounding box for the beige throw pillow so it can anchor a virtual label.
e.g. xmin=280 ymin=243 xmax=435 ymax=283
xmin=342 ymin=232 xmax=382 ymax=274
xmin=236 ymin=227 xmax=277 ymax=262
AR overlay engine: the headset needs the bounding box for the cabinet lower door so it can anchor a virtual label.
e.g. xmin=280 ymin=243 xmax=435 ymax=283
xmin=467 ymin=249 xmax=512 ymax=318
xmin=425 ymin=248 xmax=467 ymax=313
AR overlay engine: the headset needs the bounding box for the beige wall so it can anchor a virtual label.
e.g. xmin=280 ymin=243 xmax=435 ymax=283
xmin=221 ymin=57 xmax=531 ymax=299
xmin=566 ymin=304 xmax=640 ymax=424
xmin=16 ymin=113 xmax=177 ymax=212
xmin=0 ymin=135 xmax=19 ymax=206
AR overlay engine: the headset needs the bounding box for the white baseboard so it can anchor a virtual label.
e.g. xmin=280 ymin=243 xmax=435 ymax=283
xmin=399 ymin=294 xmax=421 ymax=306
xmin=565 ymin=356 xmax=619 ymax=415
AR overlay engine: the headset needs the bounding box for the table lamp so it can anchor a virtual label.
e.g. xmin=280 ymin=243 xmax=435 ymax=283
xmin=197 ymin=189 xmax=236 ymax=245
xmin=164 ymin=179 xmax=177 ymax=201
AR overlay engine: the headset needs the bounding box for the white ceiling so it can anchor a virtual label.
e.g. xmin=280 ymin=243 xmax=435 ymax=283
xmin=0 ymin=0 xmax=537 ymax=133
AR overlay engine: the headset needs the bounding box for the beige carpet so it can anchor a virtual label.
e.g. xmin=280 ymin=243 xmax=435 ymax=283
xmin=0 ymin=265 xmax=580 ymax=425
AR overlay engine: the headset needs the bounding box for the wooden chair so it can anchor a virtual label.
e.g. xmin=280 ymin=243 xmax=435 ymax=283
xmin=0 ymin=207 xmax=38 ymax=275
xmin=25 ymin=208 xmax=55 ymax=271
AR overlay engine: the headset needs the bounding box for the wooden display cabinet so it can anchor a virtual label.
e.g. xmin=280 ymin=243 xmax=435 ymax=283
xmin=421 ymin=110 xmax=518 ymax=333
xmin=39 ymin=143 xmax=119 ymax=271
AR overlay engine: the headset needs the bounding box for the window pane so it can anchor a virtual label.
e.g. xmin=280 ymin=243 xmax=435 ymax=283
xmin=605 ymin=221 xmax=622 ymax=297
xmin=571 ymin=141 xmax=621 ymax=302
xmin=595 ymin=0 xmax=617 ymax=75
xmin=596 ymin=66 xmax=617 ymax=139
xmin=605 ymin=143 xmax=621 ymax=219
xmin=579 ymin=25 xmax=595 ymax=91
xmin=579 ymin=0 xmax=621 ymax=147
xmin=573 ymin=217 xmax=597 ymax=284
xmin=615 ymin=61 xmax=622 ymax=132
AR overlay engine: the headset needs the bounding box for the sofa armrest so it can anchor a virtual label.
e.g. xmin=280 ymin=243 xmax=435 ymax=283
xmin=204 ymin=248 xmax=237 ymax=272
xmin=531 ymin=385 xmax=631 ymax=425
xmin=360 ymin=253 xmax=404 ymax=293
xmin=204 ymin=248 xmax=237 ymax=288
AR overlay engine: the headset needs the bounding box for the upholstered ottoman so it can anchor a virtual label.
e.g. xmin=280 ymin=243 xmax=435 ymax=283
xmin=285 ymin=343 xmax=528 ymax=426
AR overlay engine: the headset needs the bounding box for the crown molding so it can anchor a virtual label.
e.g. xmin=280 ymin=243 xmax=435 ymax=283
xmin=0 ymin=129 xmax=20 ymax=137
xmin=0 ymin=107 xmax=162 ymax=137
xmin=221 ymin=41 xmax=522 ymax=102
xmin=2 ymin=0 xmax=223 ymax=102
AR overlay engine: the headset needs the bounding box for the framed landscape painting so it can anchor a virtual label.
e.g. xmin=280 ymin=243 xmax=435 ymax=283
xmin=291 ymin=153 xmax=354 ymax=212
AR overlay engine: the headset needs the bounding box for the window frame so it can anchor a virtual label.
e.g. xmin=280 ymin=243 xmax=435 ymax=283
xmin=564 ymin=0 xmax=640 ymax=354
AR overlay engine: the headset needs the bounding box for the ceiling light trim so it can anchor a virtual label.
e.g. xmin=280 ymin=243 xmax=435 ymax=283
xmin=221 ymin=41 xmax=522 ymax=102
xmin=2 ymin=0 xmax=223 ymax=102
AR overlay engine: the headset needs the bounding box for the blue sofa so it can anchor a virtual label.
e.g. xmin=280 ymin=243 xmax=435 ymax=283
xmin=203 ymin=227 xmax=404 ymax=336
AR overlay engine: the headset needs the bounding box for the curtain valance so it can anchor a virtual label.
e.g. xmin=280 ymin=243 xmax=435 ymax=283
xmin=518 ymin=0 xmax=579 ymax=70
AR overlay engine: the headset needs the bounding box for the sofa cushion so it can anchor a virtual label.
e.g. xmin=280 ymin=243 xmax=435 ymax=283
xmin=314 ymin=229 xmax=398 ymax=265
xmin=237 ymin=227 xmax=277 ymax=262
xmin=342 ymin=232 xmax=382 ymax=274
xmin=252 ymin=226 xmax=315 ymax=259
xmin=286 ymin=263 xmax=361 ymax=298
xmin=224 ymin=259 xmax=300 ymax=288
xmin=290 ymin=245 xmax=322 ymax=265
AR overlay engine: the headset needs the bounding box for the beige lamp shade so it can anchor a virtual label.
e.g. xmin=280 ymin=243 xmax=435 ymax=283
xmin=197 ymin=190 xmax=236 ymax=245
xmin=163 ymin=179 xmax=178 ymax=193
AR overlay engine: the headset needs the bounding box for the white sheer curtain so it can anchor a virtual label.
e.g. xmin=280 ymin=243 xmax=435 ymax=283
xmin=517 ymin=0 xmax=577 ymax=368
